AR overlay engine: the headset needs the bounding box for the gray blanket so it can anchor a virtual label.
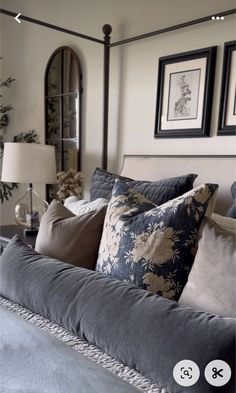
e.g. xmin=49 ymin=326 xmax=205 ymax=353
xmin=0 ymin=305 xmax=142 ymax=393
xmin=0 ymin=296 xmax=162 ymax=393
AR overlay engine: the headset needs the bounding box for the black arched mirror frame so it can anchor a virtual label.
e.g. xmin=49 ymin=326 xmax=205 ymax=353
xmin=45 ymin=46 xmax=82 ymax=201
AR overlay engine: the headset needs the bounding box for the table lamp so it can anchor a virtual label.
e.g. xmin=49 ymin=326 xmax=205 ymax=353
xmin=1 ymin=143 xmax=57 ymax=235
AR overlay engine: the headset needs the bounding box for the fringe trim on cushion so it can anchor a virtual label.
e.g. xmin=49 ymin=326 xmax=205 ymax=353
xmin=0 ymin=296 xmax=167 ymax=393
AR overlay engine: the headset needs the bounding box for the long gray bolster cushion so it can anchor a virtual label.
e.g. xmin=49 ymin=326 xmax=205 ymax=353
xmin=0 ymin=236 xmax=235 ymax=393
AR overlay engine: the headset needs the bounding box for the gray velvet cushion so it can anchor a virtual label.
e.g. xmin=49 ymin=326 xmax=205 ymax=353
xmin=35 ymin=199 xmax=107 ymax=270
xmin=179 ymin=217 xmax=236 ymax=317
xmin=0 ymin=236 xmax=235 ymax=393
xmin=90 ymin=167 xmax=197 ymax=205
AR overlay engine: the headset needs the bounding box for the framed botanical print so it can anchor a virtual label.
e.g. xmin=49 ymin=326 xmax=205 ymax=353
xmin=154 ymin=47 xmax=217 ymax=138
xmin=218 ymin=41 xmax=236 ymax=135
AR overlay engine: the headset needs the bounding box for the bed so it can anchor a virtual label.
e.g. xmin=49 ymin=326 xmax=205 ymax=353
xmin=0 ymin=8 xmax=236 ymax=393
xmin=1 ymin=154 xmax=235 ymax=393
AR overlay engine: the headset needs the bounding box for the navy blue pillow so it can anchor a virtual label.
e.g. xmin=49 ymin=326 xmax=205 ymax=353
xmin=90 ymin=167 xmax=197 ymax=205
xmin=96 ymin=181 xmax=218 ymax=301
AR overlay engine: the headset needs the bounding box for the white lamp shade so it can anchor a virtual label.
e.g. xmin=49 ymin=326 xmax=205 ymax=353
xmin=1 ymin=143 xmax=57 ymax=184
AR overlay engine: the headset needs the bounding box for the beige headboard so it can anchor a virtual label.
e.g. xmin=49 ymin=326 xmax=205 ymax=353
xmin=120 ymin=155 xmax=236 ymax=215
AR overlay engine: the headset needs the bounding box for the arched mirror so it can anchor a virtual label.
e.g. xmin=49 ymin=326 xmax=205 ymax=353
xmin=45 ymin=46 xmax=82 ymax=201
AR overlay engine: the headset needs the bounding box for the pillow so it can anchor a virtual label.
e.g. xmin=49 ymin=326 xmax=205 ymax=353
xmin=226 ymin=181 xmax=236 ymax=218
xmin=1 ymin=236 xmax=235 ymax=393
xmin=64 ymin=196 xmax=108 ymax=215
xmin=90 ymin=167 xmax=197 ymax=205
xmin=179 ymin=217 xmax=236 ymax=317
xmin=211 ymin=212 xmax=236 ymax=233
xmin=35 ymin=199 xmax=107 ymax=270
xmin=96 ymin=181 xmax=218 ymax=301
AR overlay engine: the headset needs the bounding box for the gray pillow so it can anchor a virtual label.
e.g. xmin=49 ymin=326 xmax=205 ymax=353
xmin=226 ymin=181 xmax=236 ymax=218
xmin=35 ymin=199 xmax=107 ymax=270
xmin=90 ymin=167 xmax=197 ymax=205
xmin=1 ymin=236 xmax=235 ymax=393
xmin=179 ymin=217 xmax=236 ymax=317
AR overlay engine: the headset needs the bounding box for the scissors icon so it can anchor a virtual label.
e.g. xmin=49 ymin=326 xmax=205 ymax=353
xmin=212 ymin=367 xmax=224 ymax=379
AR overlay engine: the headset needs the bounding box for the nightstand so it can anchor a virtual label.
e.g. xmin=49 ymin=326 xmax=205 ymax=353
xmin=0 ymin=225 xmax=37 ymax=255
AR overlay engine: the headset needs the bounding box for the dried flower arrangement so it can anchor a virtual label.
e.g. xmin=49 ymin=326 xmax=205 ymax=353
xmin=57 ymin=169 xmax=83 ymax=201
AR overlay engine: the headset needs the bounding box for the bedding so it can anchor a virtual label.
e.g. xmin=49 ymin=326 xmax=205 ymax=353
xmin=35 ymin=199 xmax=107 ymax=269
xmin=90 ymin=167 xmax=197 ymax=205
xmin=0 ymin=296 xmax=162 ymax=393
xmin=96 ymin=180 xmax=218 ymax=300
xmin=64 ymin=196 xmax=108 ymax=215
xmin=0 ymin=303 xmax=143 ymax=393
xmin=0 ymin=236 xmax=235 ymax=393
xmin=179 ymin=217 xmax=236 ymax=317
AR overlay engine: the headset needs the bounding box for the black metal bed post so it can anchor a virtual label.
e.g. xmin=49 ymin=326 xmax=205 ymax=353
xmin=102 ymin=24 xmax=112 ymax=170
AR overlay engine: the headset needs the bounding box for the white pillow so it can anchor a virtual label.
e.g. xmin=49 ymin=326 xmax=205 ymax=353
xmin=64 ymin=196 xmax=108 ymax=216
xmin=179 ymin=217 xmax=236 ymax=318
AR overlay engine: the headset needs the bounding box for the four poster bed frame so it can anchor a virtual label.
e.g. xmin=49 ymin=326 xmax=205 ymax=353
xmin=0 ymin=8 xmax=236 ymax=393
xmin=1 ymin=6 xmax=236 ymax=171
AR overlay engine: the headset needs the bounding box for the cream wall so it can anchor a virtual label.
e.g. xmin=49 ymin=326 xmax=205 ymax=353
xmin=116 ymin=11 xmax=236 ymax=170
xmin=0 ymin=0 xmax=235 ymax=224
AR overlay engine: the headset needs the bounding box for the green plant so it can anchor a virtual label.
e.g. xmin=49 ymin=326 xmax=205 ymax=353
xmin=0 ymin=72 xmax=38 ymax=203
xmin=0 ymin=76 xmax=15 ymax=155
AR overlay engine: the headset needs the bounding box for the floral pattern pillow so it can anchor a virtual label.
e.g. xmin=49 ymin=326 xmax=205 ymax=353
xmin=96 ymin=181 xmax=218 ymax=301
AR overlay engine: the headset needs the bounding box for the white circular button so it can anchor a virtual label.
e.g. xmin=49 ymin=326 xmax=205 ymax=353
xmin=204 ymin=360 xmax=231 ymax=387
xmin=173 ymin=360 xmax=200 ymax=387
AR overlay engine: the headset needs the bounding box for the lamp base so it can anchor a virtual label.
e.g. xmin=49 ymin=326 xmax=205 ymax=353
xmin=23 ymin=228 xmax=38 ymax=236
xmin=15 ymin=185 xmax=48 ymax=234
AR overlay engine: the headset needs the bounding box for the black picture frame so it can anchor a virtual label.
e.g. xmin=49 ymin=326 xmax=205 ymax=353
xmin=154 ymin=46 xmax=217 ymax=138
xmin=218 ymin=41 xmax=236 ymax=136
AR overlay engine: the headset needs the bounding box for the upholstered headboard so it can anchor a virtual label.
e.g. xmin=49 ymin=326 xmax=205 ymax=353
xmin=120 ymin=155 xmax=236 ymax=215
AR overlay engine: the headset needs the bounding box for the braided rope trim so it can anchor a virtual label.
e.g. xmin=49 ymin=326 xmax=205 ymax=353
xmin=0 ymin=296 xmax=167 ymax=393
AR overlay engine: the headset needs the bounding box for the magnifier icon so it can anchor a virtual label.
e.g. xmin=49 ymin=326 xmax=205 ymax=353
xmin=184 ymin=370 xmax=190 ymax=377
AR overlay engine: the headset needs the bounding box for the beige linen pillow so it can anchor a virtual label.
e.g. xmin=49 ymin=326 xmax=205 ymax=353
xmin=35 ymin=199 xmax=107 ymax=270
xmin=179 ymin=217 xmax=236 ymax=317
xmin=211 ymin=212 xmax=236 ymax=233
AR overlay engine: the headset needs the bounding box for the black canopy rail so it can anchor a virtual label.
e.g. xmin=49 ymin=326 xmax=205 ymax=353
xmin=0 ymin=7 xmax=235 ymax=170
xmin=109 ymin=8 xmax=236 ymax=47
xmin=0 ymin=8 xmax=104 ymax=44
